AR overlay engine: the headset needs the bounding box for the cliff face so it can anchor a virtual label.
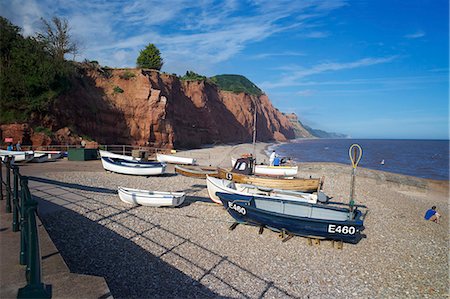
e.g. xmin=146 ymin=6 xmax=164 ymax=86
xmin=285 ymin=113 xmax=315 ymax=138
xmin=1 ymin=67 xmax=303 ymax=148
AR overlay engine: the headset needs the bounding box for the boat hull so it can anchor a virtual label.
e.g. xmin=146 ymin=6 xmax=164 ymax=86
xmin=0 ymin=150 xmax=34 ymax=162
xmin=217 ymin=168 xmax=322 ymax=192
xmin=101 ymin=157 xmax=165 ymax=176
xmin=99 ymin=150 xmax=141 ymax=161
xmin=217 ymin=192 xmax=364 ymax=243
xmin=254 ymin=165 xmax=298 ymax=177
xmin=175 ymin=165 xmax=218 ymax=178
xmin=156 ymin=153 xmax=196 ymax=165
xmin=206 ymin=176 xmax=318 ymax=205
xmin=118 ymin=187 xmax=185 ymax=207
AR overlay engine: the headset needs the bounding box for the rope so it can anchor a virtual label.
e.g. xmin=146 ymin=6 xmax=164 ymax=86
xmin=348 ymin=144 xmax=362 ymax=169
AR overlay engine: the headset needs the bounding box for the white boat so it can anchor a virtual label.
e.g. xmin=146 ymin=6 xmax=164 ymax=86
xmin=101 ymin=157 xmax=165 ymax=176
xmin=31 ymin=153 xmax=49 ymax=163
xmin=231 ymin=157 xmax=298 ymax=177
xmin=0 ymin=150 xmax=34 ymax=162
xmin=118 ymin=187 xmax=185 ymax=207
xmin=156 ymin=153 xmax=196 ymax=165
xmin=254 ymin=165 xmax=298 ymax=177
xmin=99 ymin=149 xmax=141 ymax=161
xmin=35 ymin=150 xmax=62 ymax=160
xmin=206 ymin=175 xmax=326 ymax=205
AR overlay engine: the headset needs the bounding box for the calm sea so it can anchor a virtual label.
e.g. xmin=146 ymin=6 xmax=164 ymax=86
xmin=271 ymin=139 xmax=449 ymax=181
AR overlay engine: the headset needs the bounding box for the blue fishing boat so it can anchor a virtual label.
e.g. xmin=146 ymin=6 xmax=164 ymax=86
xmin=216 ymin=192 xmax=365 ymax=243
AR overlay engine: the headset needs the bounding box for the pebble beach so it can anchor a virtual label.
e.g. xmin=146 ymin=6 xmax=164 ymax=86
xmin=21 ymin=143 xmax=449 ymax=298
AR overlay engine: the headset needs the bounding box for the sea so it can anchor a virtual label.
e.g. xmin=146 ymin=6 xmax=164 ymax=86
xmin=270 ymin=139 xmax=449 ymax=181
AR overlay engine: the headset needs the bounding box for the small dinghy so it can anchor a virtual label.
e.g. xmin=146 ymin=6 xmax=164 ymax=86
xmin=206 ymin=176 xmax=326 ymax=205
xmin=0 ymin=150 xmax=34 ymax=162
xmin=35 ymin=150 xmax=62 ymax=160
xmin=99 ymin=149 xmax=141 ymax=161
xmin=175 ymin=165 xmax=218 ymax=178
xmin=156 ymin=153 xmax=196 ymax=165
xmin=31 ymin=153 xmax=49 ymax=163
xmin=101 ymin=157 xmax=165 ymax=176
xmin=216 ymin=192 xmax=365 ymax=243
xmin=118 ymin=187 xmax=185 ymax=207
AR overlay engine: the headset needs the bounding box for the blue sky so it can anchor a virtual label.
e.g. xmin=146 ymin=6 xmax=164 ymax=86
xmin=2 ymin=0 xmax=448 ymax=139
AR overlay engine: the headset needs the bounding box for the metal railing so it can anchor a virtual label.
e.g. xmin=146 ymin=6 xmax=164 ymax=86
xmin=1 ymin=157 xmax=51 ymax=298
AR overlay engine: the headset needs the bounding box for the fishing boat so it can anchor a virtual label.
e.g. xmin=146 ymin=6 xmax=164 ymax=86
xmin=101 ymin=157 xmax=165 ymax=176
xmin=118 ymin=187 xmax=185 ymax=207
xmin=216 ymin=192 xmax=365 ymax=243
xmin=206 ymin=176 xmax=327 ymax=205
xmin=221 ymin=157 xmax=321 ymax=191
xmin=35 ymin=150 xmax=62 ymax=160
xmin=0 ymin=150 xmax=34 ymax=162
xmin=217 ymin=168 xmax=322 ymax=192
xmin=99 ymin=149 xmax=141 ymax=161
xmin=174 ymin=165 xmax=218 ymax=178
xmin=231 ymin=157 xmax=298 ymax=177
xmin=156 ymin=153 xmax=196 ymax=165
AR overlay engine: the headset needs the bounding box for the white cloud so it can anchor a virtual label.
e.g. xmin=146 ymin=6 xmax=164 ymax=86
xmin=0 ymin=0 xmax=347 ymax=74
xmin=260 ymin=56 xmax=398 ymax=89
xmin=404 ymin=30 xmax=425 ymax=39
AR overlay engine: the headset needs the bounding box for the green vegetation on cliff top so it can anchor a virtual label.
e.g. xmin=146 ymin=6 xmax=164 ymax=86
xmin=210 ymin=74 xmax=263 ymax=96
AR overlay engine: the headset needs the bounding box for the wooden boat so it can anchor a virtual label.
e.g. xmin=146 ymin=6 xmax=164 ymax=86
xmin=156 ymin=153 xmax=196 ymax=165
xmin=35 ymin=150 xmax=62 ymax=160
xmin=216 ymin=192 xmax=365 ymax=243
xmin=0 ymin=150 xmax=34 ymax=162
xmin=118 ymin=187 xmax=185 ymax=207
xmin=206 ymin=176 xmax=326 ymax=205
xmin=99 ymin=149 xmax=141 ymax=161
xmin=174 ymin=165 xmax=218 ymax=178
xmin=217 ymin=168 xmax=322 ymax=192
xmin=101 ymin=157 xmax=165 ymax=176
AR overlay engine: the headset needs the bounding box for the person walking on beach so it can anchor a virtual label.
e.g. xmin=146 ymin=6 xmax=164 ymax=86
xmin=424 ymin=206 xmax=441 ymax=223
xmin=6 ymin=143 xmax=13 ymax=151
xmin=15 ymin=141 xmax=21 ymax=151
xmin=269 ymin=150 xmax=277 ymax=166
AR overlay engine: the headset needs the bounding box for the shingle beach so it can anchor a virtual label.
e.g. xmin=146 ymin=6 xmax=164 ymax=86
xmin=22 ymin=143 xmax=448 ymax=298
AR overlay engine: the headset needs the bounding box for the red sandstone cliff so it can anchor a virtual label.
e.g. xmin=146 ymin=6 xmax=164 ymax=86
xmin=1 ymin=66 xmax=305 ymax=148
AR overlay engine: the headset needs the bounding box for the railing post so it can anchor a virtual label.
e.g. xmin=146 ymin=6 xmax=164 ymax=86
xmin=0 ymin=158 xmax=3 ymax=200
xmin=17 ymin=189 xmax=51 ymax=299
xmin=5 ymin=157 xmax=12 ymax=213
xmin=12 ymin=166 xmax=20 ymax=232
xmin=19 ymin=177 xmax=28 ymax=266
xmin=122 ymin=145 xmax=125 ymax=155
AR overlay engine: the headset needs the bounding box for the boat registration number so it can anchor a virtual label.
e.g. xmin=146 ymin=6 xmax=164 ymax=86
xmin=328 ymin=224 xmax=356 ymax=235
xmin=228 ymin=202 xmax=247 ymax=215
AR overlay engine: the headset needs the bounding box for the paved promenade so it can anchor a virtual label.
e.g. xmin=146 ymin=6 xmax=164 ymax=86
xmin=0 ymin=161 xmax=111 ymax=299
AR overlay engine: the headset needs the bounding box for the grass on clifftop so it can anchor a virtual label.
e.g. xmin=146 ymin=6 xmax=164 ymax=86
xmin=210 ymin=74 xmax=263 ymax=96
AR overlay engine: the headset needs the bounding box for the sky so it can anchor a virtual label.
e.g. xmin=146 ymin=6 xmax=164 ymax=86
xmin=1 ymin=0 xmax=448 ymax=139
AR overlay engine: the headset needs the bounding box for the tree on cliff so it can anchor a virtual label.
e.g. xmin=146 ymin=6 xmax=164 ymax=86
xmin=136 ymin=43 xmax=163 ymax=70
xmin=37 ymin=17 xmax=79 ymax=61
xmin=0 ymin=17 xmax=72 ymax=123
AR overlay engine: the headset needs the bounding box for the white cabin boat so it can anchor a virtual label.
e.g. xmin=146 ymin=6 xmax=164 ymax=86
xmin=231 ymin=157 xmax=298 ymax=177
xmin=156 ymin=153 xmax=196 ymax=165
xmin=118 ymin=187 xmax=185 ymax=207
xmin=99 ymin=149 xmax=141 ymax=161
xmin=206 ymin=176 xmax=326 ymax=205
xmin=101 ymin=157 xmax=165 ymax=176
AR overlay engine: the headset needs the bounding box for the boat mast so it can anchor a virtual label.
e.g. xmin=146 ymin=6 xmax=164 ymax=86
xmin=252 ymin=104 xmax=257 ymax=161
